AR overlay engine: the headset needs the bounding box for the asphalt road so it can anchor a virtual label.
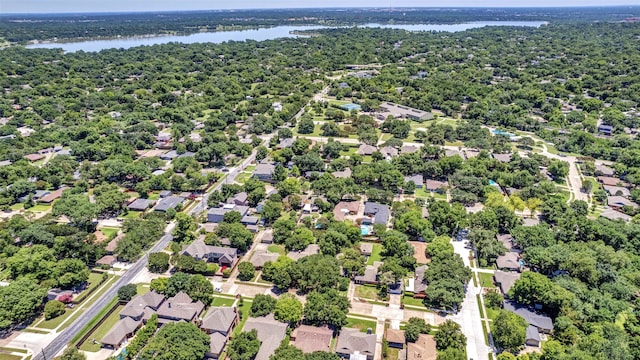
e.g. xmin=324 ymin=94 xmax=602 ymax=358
xmin=34 ymin=230 xmax=174 ymax=360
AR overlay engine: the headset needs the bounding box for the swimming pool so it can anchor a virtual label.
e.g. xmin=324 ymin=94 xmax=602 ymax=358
xmin=489 ymin=179 xmax=498 ymax=186
xmin=360 ymin=225 xmax=371 ymax=236
xmin=492 ymin=129 xmax=515 ymax=137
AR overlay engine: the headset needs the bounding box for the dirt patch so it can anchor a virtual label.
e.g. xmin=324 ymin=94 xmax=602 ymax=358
xmin=409 ymin=241 xmax=430 ymax=264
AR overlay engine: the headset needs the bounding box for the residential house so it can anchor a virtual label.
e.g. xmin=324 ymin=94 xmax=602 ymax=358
xmin=159 ymin=190 xmax=172 ymax=198
xmin=503 ymin=300 xmax=553 ymax=348
xmin=101 ymin=317 xmax=142 ymax=349
xmin=119 ymin=291 xmax=165 ymax=322
xmin=598 ymin=124 xmax=614 ymax=135
xmin=379 ymin=146 xmax=399 ymax=160
xmin=291 ymin=325 xmax=333 ymax=353
xmin=355 ymin=262 xmax=382 ymax=285
xmin=227 ymin=192 xmax=249 ymax=206
xmin=406 ymin=265 xmax=428 ymax=298
xmin=243 ymin=314 xmax=288 ymax=360
xmin=182 ymin=239 xmax=239 ymax=268
xmin=360 ymin=243 xmax=373 ymax=256
xmin=497 ymin=234 xmax=519 ymax=253
xmin=603 ymin=185 xmax=631 ymax=198
xmin=253 ymin=163 xmax=276 ymax=182
xmin=526 ymin=325 xmax=541 ymax=347
xmin=156 ymin=291 xmax=205 ymax=324
xmin=24 ymin=153 xmax=44 ymax=162
xmin=105 ymin=234 xmax=123 ymax=255
xmin=278 ymin=138 xmax=294 ymax=149
xmin=384 ymin=329 xmax=406 ymax=349
xmin=249 ymin=251 xmax=280 ymax=269
xmin=400 ymin=145 xmax=419 ymax=155
xmin=493 ymin=271 xmax=521 ymax=296
xmin=287 ymin=244 xmax=320 ymax=261
xmin=201 ymin=307 xmax=239 ymax=359
xmin=595 ymin=164 xmax=615 ymax=176
xmin=241 ymin=215 xmax=259 ymax=226
xmin=425 ymin=179 xmax=448 ymax=193
xmin=492 ymin=153 xmax=512 ymax=163
xmin=127 ymin=198 xmax=154 ymax=211
xmin=96 ymin=255 xmax=117 ymax=267
xmin=363 ymin=202 xmax=390 ymax=225
xmin=154 ymin=195 xmax=184 ymax=212
xmin=444 ymin=149 xmax=464 ymax=158
xmin=407 ymin=334 xmax=437 ymax=360
xmin=261 ymin=229 xmax=274 ymax=244
xmin=39 ymin=187 xmax=68 ymax=204
xmin=333 ymin=201 xmax=361 ymax=222
xmin=598 ymin=176 xmax=626 ymax=187
xmin=496 ymin=252 xmax=522 ymax=272
xmin=332 ymin=168 xmax=352 ymax=179
xmin=607 ymin=196 xmax=638 ymax=210
xmin=404 ymin=174 xmax=423 ymax=188
xmin=600 ymin=209 xmax=631 ymax=222
xmin=335 ymin=328 xmax=376 ymax=360
xmin=357 ymin=144 xmax=377 ymax=156
xmin=207 ymin=204 xmax=249 ymax=223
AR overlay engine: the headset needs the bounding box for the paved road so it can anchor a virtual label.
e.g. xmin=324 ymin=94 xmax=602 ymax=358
xmin=34 ymin=228 xmax=174 ymax=360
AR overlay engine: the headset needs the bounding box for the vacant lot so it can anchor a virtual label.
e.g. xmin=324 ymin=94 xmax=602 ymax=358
xmin=409 ymin=241 xmax=429 ymax=264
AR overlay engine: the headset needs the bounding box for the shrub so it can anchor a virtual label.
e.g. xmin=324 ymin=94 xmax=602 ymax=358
xmin=44 ymin=300 xmax=66 ymax=320
xmin=238 ymin=262 xmax=256 ymax=281
xmin=117 ymin=284 xmax=138 ymax=302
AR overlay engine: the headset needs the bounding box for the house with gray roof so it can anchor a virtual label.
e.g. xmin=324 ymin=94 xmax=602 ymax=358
xmin=526 ymin=325 xmax=541 ymax=347
xmin=250 ymin=250 xmax=280 ymax=269
xmin=603 ymin=185 xmax=631 ymax=198
xmin=208 ymin=204 xmax=250 ymax=223
xmin=357 ymin=144 xmax=378 ymax=156
xmin=496 ymin=252 xmax=522 ymax=272
xmin=227 ymin=192 xmax=248 ymax=206
xmin=355 ymin=261 xmax=382 ymax=285
xmin=608 ymin=196 xmax=638 ymax=210
xmin=156 ymin=291 xmax=205 ymax=324
xmin=128 ymin=198 xmax=154 ymax=211
xmin=404 ymin=174 xmax=423 ymax=188
xmin=400 ymin=145 xmax=419 ymax=155
xmin=253 ymin=163 xmax=276 ymax=183
xmin=363 ymin=202 xmax=390 ymax=225
xmin=332 ymin=168 xmax=352 ymax=179
xmin=492 ymin=153 xmax=512 ymax=163
xmin=493 ymin=271 xmax=521 ymax=296
xmin=154 ymin=195 xmax=184 ymax=212
xmin=287 ymin=244 xmax=320 ymax=261
xmin=380 ymin=146 xmax=398 ymax=159
xmin=119 ymin=291 xmax=165 ymax=322
xmin=182 ymin=239 xmax=238 ymax=267
xmin=201 ymin=307 xmax=238 ymax=336
xmin=101 ymin=317 xmax=141 ymax=349
xmin=243 ymin=314 xmax=288 ymax=360
xmin=336 ymin=328 xmax=376 ymax=360
xmin=503 ymin=300 xmax=554 ymax=333
xmin=407 ymin=265 xmax=428 ymax=297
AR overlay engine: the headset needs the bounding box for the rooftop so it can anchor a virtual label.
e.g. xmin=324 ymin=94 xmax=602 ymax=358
xmin=243 ymin=314 xmax=288 ymax=360
xmin=335 ymin=328 xmax=376 ymax=358
xmin=292 ymin=325 xmax=333 ymax=353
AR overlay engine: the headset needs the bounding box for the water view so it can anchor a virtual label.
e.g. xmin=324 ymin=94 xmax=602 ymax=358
xmin=25 ymin=21 xmax=547 ymax=53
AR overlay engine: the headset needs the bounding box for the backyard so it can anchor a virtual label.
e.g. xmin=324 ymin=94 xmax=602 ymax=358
xmin=345 ymin=317 xmax=377 ymax=333
xmin=365 ymin=243 xmax=383 ymax=265
xmin=79 ymin=305 xmax=125 ymax=352
xmin=267 ymin=244 xmax=286 ymax=255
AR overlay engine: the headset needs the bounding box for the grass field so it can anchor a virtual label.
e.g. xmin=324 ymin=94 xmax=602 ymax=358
xmin=386 ymin=348 xmax=400 ymax=360
xmin=366 ymin=243 xmax=383 ymax=265
xmin=354 ymin=285 xmax=381 ymax=301
xmin=402 ymin=295 xmax=427 ymax=308
xmin=234 ymin=172 xmax=251 ymax=184
xmin=0 ymin=354 xmax=22 ymax=360
xmin=478 ymin=272 xmax=496 ymax=288
xmin=79 ymin=305 xmax=125 ymax=352
xmin=232 ymin=302 xmax=252 ymax=337
xmin=123 ymin=211 xmax=142 ymax=219
xmin=345 ymin=317 xmax=377 ymax=333
xmin=267 ymin=244 xmax=285 ymax=255
xmin=147 ymin=192 xmax=160 ymax=200
xmin=29 ymin=204 xmax=52 ymax=212
xmin=100 ymin=227 xmax=119 ymax=240
xmin=245 ymin=165 xmax=256 ymax=172
xmin=211 ymin=297 xmax=236 ymax=307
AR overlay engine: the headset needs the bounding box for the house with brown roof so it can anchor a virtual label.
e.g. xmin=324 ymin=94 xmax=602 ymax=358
xmin=261 ymin=229 xmax=274 ymax=244
xmin=492 ymin=153 xmax=512 ymax=163
xmin=96 ymin=255 xmax=117 ymax=267
xmin=333 ymin=201 xmax=361 ymax=222
xmin=119 ymin=291 xmax=165 ymax=322
xmin=156 ymin=291 xmax=205 ymax=324
xmin=105 ymin=233 xmax=123 ymax=254
xmin=39 ymin=187 xmax=68 ymax=203
xmin=291 ymin=325 xmax=333 ymax=353
xmin=496 ymin=252 xmax=522 ymax=272
xmin=250 ymin=250 xmax=280 ymax=269
xmin=24 ymin=153 xmax=44 ymax=162
xmin=407 ymin=265 xmax=428 ymax=298
xmin=385 ymin=329 xmax=406 ymax=349
xmin=425 ymin=179 xmax=448 ymax=193
xmin=357 ymin=144 xmax=377 ymax=156
xmin=360 ymin=243 xmax=373 ymax=256
xmin=101 ymin=317 xmax=141 ymax=349
xmin=407 ymin=334 xmax=437 ymax=360
xmin=598 ymin=176 xmax=626 ymax=187
xmin=335 ymin=328 xmax=376 ymax=360
xmin=243 ymin=314 xmax=288 ymax=360
xmin=380 ymin=146 xmax=399 ymax=159
xmin=332 ymin=168 xmax=353 ymax=179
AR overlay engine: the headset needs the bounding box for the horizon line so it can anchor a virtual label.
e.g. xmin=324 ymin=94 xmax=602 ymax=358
xmin=2 ymin=5 xmax=640 ymax=16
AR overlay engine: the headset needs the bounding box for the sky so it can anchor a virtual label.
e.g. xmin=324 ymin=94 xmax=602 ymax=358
xmin=2 ymin=0 xmax=640 ymax=14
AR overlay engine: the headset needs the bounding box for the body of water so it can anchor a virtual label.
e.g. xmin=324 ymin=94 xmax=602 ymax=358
xmin=25 ymin=21 xmax=547 ymax=53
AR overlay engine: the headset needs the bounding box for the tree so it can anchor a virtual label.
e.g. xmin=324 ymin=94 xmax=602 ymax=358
xmin=0 ymin=278 xmax=47 ymax=329
xmin=186 ymin=274 xmax=213 ymax=305
xmin=508 ymin=271 xmax=553 ymax=306
xmin=56 ymin=347 xmax=86 ymax=360
xmin=251 ymin=294 xmax=277 ymax=317
xmin=426 ymin=236 xmax=454 ymax=261
xmin=148 ymin=252 xmax=170 ymax=273
xmin=492 ymin=310 xmax=528 ymax=353
xmin=305 ymin=353 xmax=340 ymax=360
xmin=286 ymin=227 xmax=314 ymax=251
xmin=223 ymin=210 xmax=242 ymax=223
xmin=228 ymin=330 xmax=261 ymax=360
xmin=484 ymin=290 xmax=504 ymax=309
xmin=52 ymin=193 xmax=99 ymax=231
xmin=270 ymin=344 xmax=305 ymax=360
xmin=261 ymin=200 xmax=284 ymax=225
xmin=298 ymin=117 xmax=315 ymax=134
xmin=118 ymin=284 xmax=138 ymax=302
xmin=166 ymin=272 xmax=191 ymax=297
xmin=150 ymin=277 xmax=169 ymax=294
xmin=238 ymin=262 xmax=256 ymax=281
xmin=434 ymin=320 xmax=466 ymax=352
xmin=174 ymin=213 xmax=196 ymax=243
xmin=274 ymin=293 xmax=303 ymax=325
xmin=303 ymin=289 xmax=350 ymax=328
xmin=405 ymin=317 xmax=431 ymax=342
xmin=139 ymin=322 xmax=210 ymax=360
xmin=215 ymin=222 xmax=254 ymax=252
xmin=44 ymin=300 xmax=66 ymax=320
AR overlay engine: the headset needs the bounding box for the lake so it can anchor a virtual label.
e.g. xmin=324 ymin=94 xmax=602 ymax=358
xmin=25 ymin=21 xmax=548 ymax=53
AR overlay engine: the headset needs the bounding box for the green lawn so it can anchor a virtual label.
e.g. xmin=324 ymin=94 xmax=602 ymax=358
xmin=0 ymin=354 xmax=22 ymax=360
xmin=245 ymin=165 xmax=256 ymax=172
xmin=211 ymin=297 xmax=236 ymax=307
xmin=366 ymin=243 xmax=383 ymax=265
xmin=478 ymin=272 xmax=496 ymax=288
xmin=345 ymin=317 xmax=377 ymax=333
xmin=486 ymin=307 xmax=500 ymax=321
xmin=232 ymin=302 xmax=252 ymax=337
xmin=234 ymin=172 xmax=252 ymax=184
xmin=0 ymin=347 xmax=27 ymax=354
xmin=402 ymin=295 xmax=427 ymax=308
xmin=148 ymin=193 xmax=160 ymax=200
xmin=9 ymin=203 xmax=22 ymax=211
xmin=136 ymin=283 xmax=150 ymax=295
xmin=30 ymin=204 xmax=52 ymax=212
xmin=123 ymin=211 xmax=142 ymax=219
xmin=100 ymin=227 xmax=119 ymax=240
xmin=386 ymin=347 xmax=400 ymax=360
xmin=354 ymin=285 xmax=381 ymax=301
xmin=79 ymin=305 xmax=125 ymax=352
xmin=267 ymin=244 xmax=285 ymax=255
